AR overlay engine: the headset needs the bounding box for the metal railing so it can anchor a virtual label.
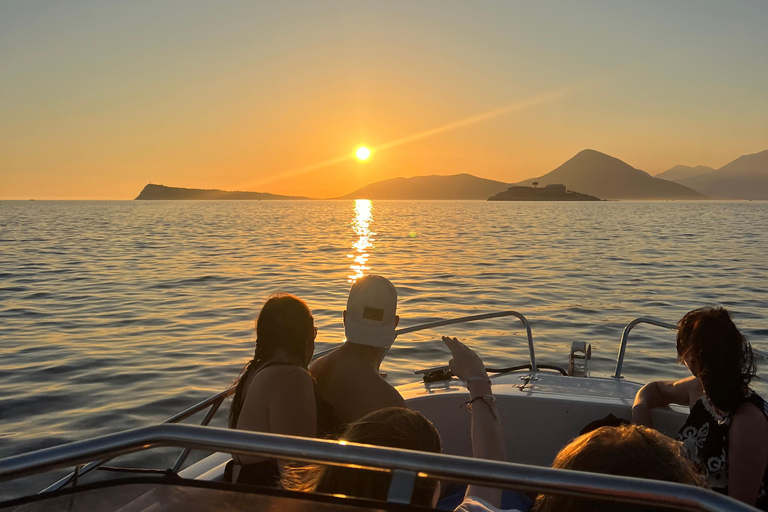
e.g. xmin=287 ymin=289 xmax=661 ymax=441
xmin=40 ymin=387 xmax=236 ymax=493
xmin=0 ymin=424 xmax=757 ymax=511
xmin=613 ymin=317 xmax=678 ymax=378
xmin=313 ymin=310 xmax=536 ymax=370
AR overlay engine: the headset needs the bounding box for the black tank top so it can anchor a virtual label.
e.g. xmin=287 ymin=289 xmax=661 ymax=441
xmin=677 ymin=391 xmax=768 ymax=509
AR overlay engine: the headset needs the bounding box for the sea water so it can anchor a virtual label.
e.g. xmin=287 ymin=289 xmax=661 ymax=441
xmin=1 ymin=200 xmax=767 ymax=497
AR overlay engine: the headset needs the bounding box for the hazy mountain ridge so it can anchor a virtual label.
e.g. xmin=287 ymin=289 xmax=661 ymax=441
xmin=673 ymin=150 xmax=768 ymax=199
xmin=655 ymin=165 xmax=716 ymax=181
xmin=134 ymin=148 xmax=768 ymax=201
xmin=338 ymin=174 xmax=512 ymax=200
xmin=135 ymin=184 xmax=309 ymax=200
xmin=515 ymin=150 xmax=705 ymax=200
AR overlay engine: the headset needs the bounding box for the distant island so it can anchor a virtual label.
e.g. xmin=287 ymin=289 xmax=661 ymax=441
xmin=135 ymin=184 xmax=309 ymax=200
xmin=338 ymin=174 xmax=511 ymax=200
xmin=488 ymin=184 xmax=601 ymax=201
xmin=135 ymin=147 xmax=768 ymax=201
xmin=515 ymin=149 xmax=705 ymax=200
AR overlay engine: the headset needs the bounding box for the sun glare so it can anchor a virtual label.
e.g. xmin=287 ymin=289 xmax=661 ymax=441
xmin=355 ymin=146 xmax=371 ymax=161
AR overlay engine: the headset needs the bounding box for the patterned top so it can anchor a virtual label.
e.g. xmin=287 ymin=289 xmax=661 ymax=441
xmin=677 ymin=391 xmax=768 ymax=510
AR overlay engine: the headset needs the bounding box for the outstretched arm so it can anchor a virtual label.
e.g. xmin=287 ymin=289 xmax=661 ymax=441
xmin=632 ymin=376 xmax=702 ymax=428
xmin=442 ymin=336 xmax=505 ymax=508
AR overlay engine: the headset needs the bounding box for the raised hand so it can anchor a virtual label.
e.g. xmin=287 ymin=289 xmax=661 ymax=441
xmin=441 ymin=336 xmax=487 ymax=381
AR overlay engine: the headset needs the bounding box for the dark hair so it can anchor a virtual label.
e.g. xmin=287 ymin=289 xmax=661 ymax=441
xmin=532 ymin=425 xmax=705 ymax=512
xmin=287 ymin=408 xmax=442 ymax=507
xmin=676 ymin=306 xmax=755 ymax=412
xmin=229 ymin=293 xmax=314 ymax=428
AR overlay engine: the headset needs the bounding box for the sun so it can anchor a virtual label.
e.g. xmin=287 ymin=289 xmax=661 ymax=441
xmin=355 ymin=146 xmax=371 ymax=161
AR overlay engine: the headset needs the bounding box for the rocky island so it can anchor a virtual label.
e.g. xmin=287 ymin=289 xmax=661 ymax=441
xmin=488 ymin=184 xmax=601 ymax=201
xmin=135 ymin=184 xmax=309 ymax=200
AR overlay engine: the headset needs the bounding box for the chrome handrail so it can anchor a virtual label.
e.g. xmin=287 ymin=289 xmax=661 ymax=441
xmin=613 ymin=317 xmax=678 ymax=378
xmin=315 ymin=310 xmax=536 ymax=370
xmin=0 ymin=424 xmax=756 ymax=512
xmin=40 ymin=387 xmax=236 ymax=493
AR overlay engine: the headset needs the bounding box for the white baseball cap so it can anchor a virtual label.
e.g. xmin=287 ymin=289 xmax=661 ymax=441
xmin=344 ymin=275 xmax=398 ymax=348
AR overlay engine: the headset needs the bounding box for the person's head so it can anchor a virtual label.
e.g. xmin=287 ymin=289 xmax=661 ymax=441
xmin=343 ymin=275 xmax=399 ymax=350
xmin=676 ymin=306 xmax=755 ymax=412
xmin=532 ymin=425 xmax=705 ymax=512
xmin=305 ymin=408 xmax=442 ymax=507
xmin=229 ymin=293 xmax=315 ymax=428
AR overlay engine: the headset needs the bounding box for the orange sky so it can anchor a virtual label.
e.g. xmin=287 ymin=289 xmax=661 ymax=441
xmin=1 ymin=1 xmax=767 ymax=199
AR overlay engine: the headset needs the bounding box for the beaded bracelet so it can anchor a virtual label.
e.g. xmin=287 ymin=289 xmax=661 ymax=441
xmin=462 ymin=394 xmax=498 ymax=418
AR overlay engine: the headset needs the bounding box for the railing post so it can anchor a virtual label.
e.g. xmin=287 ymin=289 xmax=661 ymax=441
xmin=613 ymin=318 xmax=677 ymax=378
xmin=170 ymin=397 xmax=224 ymax=473
xmin=387 ymin=469 xmax=416 ymax=504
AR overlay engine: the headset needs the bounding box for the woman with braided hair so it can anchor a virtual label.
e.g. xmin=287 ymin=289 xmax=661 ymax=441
xmin=226 ymin=293 xmax=318 ymax=487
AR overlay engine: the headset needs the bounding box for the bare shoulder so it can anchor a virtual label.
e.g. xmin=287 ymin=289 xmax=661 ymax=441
xmin=729 ymin=400 xmax=768 ymax=464
xmin=309 ymin=348 xmax=339 ymax=379
xmin=256 ymin=365 xmax=314 ymax=391
xmin=676 ymin=376 xmax=704 ymax=402
xmin=363 ymin=370 xmax=405 ymax=406
xmin=660 ymin=375 xmax=703 ymax=405
xmin=732 ymin=400 xmax=768 ymax=434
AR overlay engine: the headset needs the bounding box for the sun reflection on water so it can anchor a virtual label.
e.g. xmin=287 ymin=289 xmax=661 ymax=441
xmin=348 ymin=199 xmax=375 ymax=282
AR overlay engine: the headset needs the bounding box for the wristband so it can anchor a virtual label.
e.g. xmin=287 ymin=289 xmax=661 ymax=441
xmin=466 ymin=377 xmax=492 ymax=386
xmin=462 ymin=394 xmax=498 ymax=418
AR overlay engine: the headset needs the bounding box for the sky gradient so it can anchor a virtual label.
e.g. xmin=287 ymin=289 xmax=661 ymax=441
xmin=1 ymin=0 xmax=767 ymax=199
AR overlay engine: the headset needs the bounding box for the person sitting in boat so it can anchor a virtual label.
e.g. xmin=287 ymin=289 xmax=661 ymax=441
xmin=226 ymin=293 xmax=319 ymax=487
xmin=291 ymin=336 xmax=514 ymax=511
xmin=531 ymin=424 xmax=704 ymax=512
xmin=310 ymin=275 xmax=405 ymax=434
xmin=632 ymin=306 xmax=768 ymax=509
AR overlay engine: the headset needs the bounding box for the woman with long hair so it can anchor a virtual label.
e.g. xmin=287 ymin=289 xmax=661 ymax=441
xmin=632 ymin=306 xmax=768 ymax=508
xmin=227 ymin=293 xmax=318 ymax=487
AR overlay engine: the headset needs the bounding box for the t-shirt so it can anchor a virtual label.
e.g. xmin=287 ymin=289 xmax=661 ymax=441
xmin=455 ymin=496 xmax=521 ymax=512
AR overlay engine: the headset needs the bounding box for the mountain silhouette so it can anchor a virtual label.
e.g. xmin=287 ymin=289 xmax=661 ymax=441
xmin=516 ymin=150 xmax=705 ymax=200
xmin=674 ymin=150 xmax=768 ymax=199
xmin=655 ymin=165 xmax=716 ymax=182
xmin=338 ymin=174 xmax=511 ymax=200
xmin=135 ymin=184 xmax=309 ymax=200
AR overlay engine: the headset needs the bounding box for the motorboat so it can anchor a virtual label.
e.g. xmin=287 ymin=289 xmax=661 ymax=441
xmin=0 ymin=311 xmax=760 ymax=511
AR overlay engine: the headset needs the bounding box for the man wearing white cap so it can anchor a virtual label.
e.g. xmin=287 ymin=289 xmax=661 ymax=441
xmin=310 ymin=275 xmax=406 ymax=432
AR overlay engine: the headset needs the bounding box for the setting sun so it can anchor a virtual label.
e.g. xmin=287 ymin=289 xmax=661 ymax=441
xmin=355 ymin=146 xmax=371 ymax=161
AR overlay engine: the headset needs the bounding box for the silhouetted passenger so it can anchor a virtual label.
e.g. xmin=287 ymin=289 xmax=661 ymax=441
xmin=226 ymin=293 xmax=318 ymax=487
xmin=531 ymin=424 xmax=705 ymax=512
xmin=310 ymin=275 xmax=405 ymax=434
xmin=292 ymin=336 xmax=512 ymax=511
xmin=632 ymin=306 xmax=768 ymax=509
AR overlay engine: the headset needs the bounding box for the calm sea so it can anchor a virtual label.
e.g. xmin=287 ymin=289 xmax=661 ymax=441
xmin=1 ymin=200 xmax=767 ymax=497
